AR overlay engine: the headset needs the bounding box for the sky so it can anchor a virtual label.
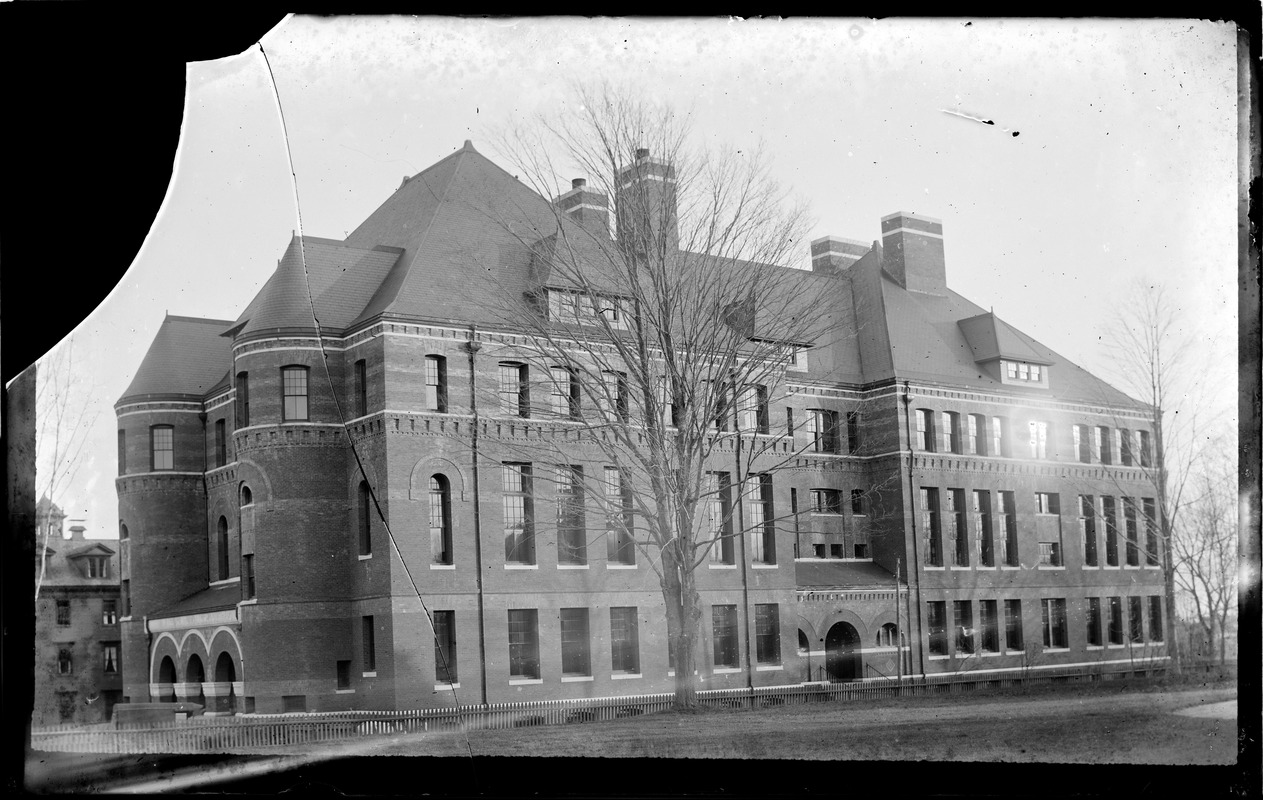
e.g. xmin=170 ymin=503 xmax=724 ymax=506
xmin=27 ymin=16 xmax=1240 ymax=540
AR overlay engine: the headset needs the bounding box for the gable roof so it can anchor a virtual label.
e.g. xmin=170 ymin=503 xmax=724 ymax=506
xmin=118 ymin=315 xmax=235 ymax=403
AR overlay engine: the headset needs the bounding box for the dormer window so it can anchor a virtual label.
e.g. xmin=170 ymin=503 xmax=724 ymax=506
xmin=85 ymin=556 xmax=109 ymax=578
xmin=1001 ymin=360 xmax=1046 ymax=386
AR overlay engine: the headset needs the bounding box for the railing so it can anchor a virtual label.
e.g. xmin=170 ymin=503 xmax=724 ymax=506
xmin=30 ymin=660 xmax=1167 ymax=754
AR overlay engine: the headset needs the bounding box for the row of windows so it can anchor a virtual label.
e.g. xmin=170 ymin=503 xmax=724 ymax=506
xmin=55 ymin=598 xmax=120 ymax=627
xmin=919 ymin=488 xmax=1160 ymax=569
xmin=926 ymin=595 xmax=1164 ymax=657
xmin=913 ymin=410 xmax=1152 ymax=465
xmin=350 ymin=604 xmax=785 ymax=686
xmin=55 ymin=643 xmax=120 ymax=676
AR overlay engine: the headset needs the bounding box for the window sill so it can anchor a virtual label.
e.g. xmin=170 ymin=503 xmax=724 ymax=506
xmin=120 ymin=616 xmax=134 ymax=622
xmin=504 ymin=564 xmax=538 ymax=570
xmin=708 ymin=564 xmax=737 ymax=570
xmin=335 ymin=689 xmax=355 ymax=694
xmin=358 ymin=554 xmax=373 ymax=561
xmin=1038 ymin=565 xmax=1066 ymax=570
xmin=1043 ymin=648 xmax=1071 ymax=653
xmin=1000 ymin=566 xmax=1021 ymax=570
xmin=238 ymin=599 xmax=258 ymax=606
xmin=752 ymin=563 xmax=778 ymax=570
xmin=209 ymin=577 xmax=241 ymax=587
xmin=430 ymin=564 xmax=455 ymax=570
xmin=923 ymin=566 xmax=945 ymax=571
xmin=928 ymin=654 xmax=950 ymax=661
xmin=1082 ymin=565 xmax=1100 ymax=570
xmin=976 ymin=566 xmax=997 ymax=571
xmin=434 ymin=683 xmax=460 ymax=691
xmin=611 ymin=673 xmax=642 ymax=680
xmin=666 ymin=670 xmax=699 ymax=677
xmin=557 ymin=564 xmax=589 ymax=570
xmin=1143 ymin=564 xmax=1162 ymax=570
xmin=1086 ymin=645 xmax=1105 ymax=650
xmin=1107 ymin=644 xmax=1126 ymax=649
xmin=950 ymin=566 xmax=972 ymax=571
xmin=561 ymin=675 xmax=594 ymax=683
xmin=509 ymin=678 xmax=543 ymax=686
xmin=362 ymin=671 xmax=377 ymax=678
xmin=1103 ymin=565 xmax=1121 ymax=570
xmin=755 ymin=664 xmax=783 ymax=672
xmin=979 ymin=651 xmax=1004 ymax=657
xmin=606 ymin=564 xmax=637 ymax=570
xmin=712 ymin=667 xmax=742 ymax=674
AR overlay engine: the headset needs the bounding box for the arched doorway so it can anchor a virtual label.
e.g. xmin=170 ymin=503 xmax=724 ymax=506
xmin=186 ymin=654 xmax=206 ymax=708
xmin=157 ymin=656 xmax=177 ymax=703
xmin=824 ymin=622 xmax=862 ymax=682
xmin=215 ymin=652 xmax=237 ymax=714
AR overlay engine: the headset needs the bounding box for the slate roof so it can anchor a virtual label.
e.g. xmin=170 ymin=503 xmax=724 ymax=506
xmin=957 ymin=311 xmax=1050 ymax=365
xmin=149 ymin=582 xmax=241 ymax=619
xmin=795 ymin=560 xmax=902 ymax=588
xmin=36 ymin=538 xmax=120 ymax=589
xmin=118 ymin=315 xmax=235 ymax=403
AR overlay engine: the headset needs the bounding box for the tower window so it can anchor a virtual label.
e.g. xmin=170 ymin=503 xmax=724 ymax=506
xmin=281 ymin=366 xmax=309 ymax=421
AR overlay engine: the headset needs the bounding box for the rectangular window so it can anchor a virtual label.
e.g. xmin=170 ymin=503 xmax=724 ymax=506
xmin=336 ymin=660 xmax=351 ymax=690
xmin=853 ymin=543 xmax=868 ymax=558
xmin=610 ymin=607 xmax=640 ymax=673
xmin=1103 ymin=496 xmax=1119 ymax=566
xmin=1028 ymin=420 xmax=1049 ymax=459
xmin=1148 ymin=596 xmax=1164 ymax=641
xmin=812 ymin=489 xmax=842 ymax=514
xmin=281 ymin=695 xmax=307 ymax=713
xmin=920 ymin=487 xmax=942 ymax=566
xmin=499 ymin=363 xmax=529 ymax=418
xmin=1119 ymin=428 xmax=1133 ymax=465
xmin=242 ymin=554 xmax=255 ymax=599
xmin=706 ymin=472 xmax=734 ymax=564
xmin=1108 ymin=597 xmax=1124 ymax=644
xmin=966 ymin=414 xmax=984 ymax=455
xmin=358 ymin=481 xmax=373 ymax=556
xmin=999 ymin=491 xmax=1018 ymax=566
xmin=1042 ymin=599 xmax=1068 ymax=649
xmin=755 ymin=604 xmax=781 ymax=665
xmin=508 ymin=609 xmax=541 ymax=679
xmin=954 ymin=600 xmax=975 ymax=655
xmin=1004 ymin=599 xmax=1024 ymax=651
xmin=790 ymin=488 xmax=800 ymax=558
xmin=281 ymin=366 xmax=309 ymax=421
xmin=850 ymin=489 xmax=865 ymax=516
xmin=102 ymin=599 xmax=117 ymax=626
xmin=121 ymin=580 xmax=130 ymax=617
xmin=118 ymin=429 xmax=126 ymax=474
xmin=1123 ymin=498 xmax=1140 ymax=566
xmin=785 ymin=407 xmax=794 ymax=437
xmin=711 ymin=605 xmax=739 ymax=668
xmin=604 ymin=467 xmax=635 ymax=566
xmin=434 ymin=610 xmax=457 ymax=684
xmin=737 ymin=384 xmax=769 ymax=434
xmin=1087 ymin=597 xmax=1103 ymax=646
xmin=1138 ymin=431 xmax=1152 ymax=467
xmin=214 ymin=419 xmax=227 ymax=468
xmin=355 ymin=359 xmax=368 ymax=417
xmin=560 ymin=608 xmax=591 ymax=676
xmin=362 ymin=615 xmax=376 ymax=672
xmin=236 ymin=372 xmax=249 ymax=428
xmin=429 ymin=476 xmax=453 ymax=565
xmin=424 ymin=355 xmax=447 ymax=413
xmin=807 ymin=409 xmax=840 ymax=453
xmin=846 ymin=411 xmax=861 ymax=453
xmin=1074 ymin=424 xmax=1091 ymax=463
xmin=748 ymin=474 xmax=775 ymax=564
xmin=979 ymin=600 xmax=1000 ymax=653
xmin=1143 ymin=498 xmax=1160 ymax=566
xmin=915 ymin=409 xmax=935 ymax=452
xmin=947 ymin=488 xmax=968 ymax=567
xmin=991 ymin=416 xmax=1008 ymax=457
xmin=550 ymin=366 xmax=580 ymax=420
xmin=58 ymin=648 xmax=73 ymax=675
xmin=1129 ymin=597 xmax=1145 ymax=642
xmin=150 ymin=425 xmax=174 ymax=471
xmin=102 ymin=644 xmax=119 ymax=674
xmin=941 ymin=411 xmax=960 ymax=453
xmin=830 ymin=543 xmax=844 ymax=559
xmin=1096 ymin=426 xmax=1113 ymax=465
xmin=601 ymin=370 xmax=630 ymax=423
xmin=708 ymin=380 xmax=732 ymax=431
xmin=56 ymin=599 xmax=70 ymax=626
xmin=973 ymin=490 xmax=994 ymax=567
xmin=503 ymin=463 xmax=536 ymax=564
xmin=556 ymin=465 xmax=586 ymax=565
xmin=927 ymin=601 xmax=948 ymax=656
xmin=1080 ymin=495 xmax=1099 ymax=566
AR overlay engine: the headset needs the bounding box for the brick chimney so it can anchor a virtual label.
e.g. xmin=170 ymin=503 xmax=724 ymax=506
xmin=810 ymin=236 xmax=870 ymax=275
xmin=68 ymin=521 xmax=86 ymax=541
xmin=615 ymin=148 xmax=678 ymax=252
xmin=555 ymin=178 xmax=610 ymax=236
xmin=880 ymin=212 xmax=946 ymax=294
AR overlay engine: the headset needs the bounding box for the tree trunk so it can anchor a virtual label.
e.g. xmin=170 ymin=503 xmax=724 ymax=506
xmin=1154 ymin=409 xmax=1183 ymax=676
xmin=662 ymin=544 xmax=703 ymax=709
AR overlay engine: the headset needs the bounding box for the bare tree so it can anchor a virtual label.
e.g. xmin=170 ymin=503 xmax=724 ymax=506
xmin=471 ymin=86 xmax=849 ymax=707
xmin=1173 ymin=446 xmax=1237 ymax=665
xmin=34 ymin=336 xmax=102 ymax=600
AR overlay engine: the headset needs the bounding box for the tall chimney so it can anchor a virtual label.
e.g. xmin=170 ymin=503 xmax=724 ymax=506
xmin=615 ymin=147 xmax=678 ymax=252
xmin=554 ymin=178 xmax=610 ymax=236
xmin=880 ymin=212 xmax=946 ymax=294
xmin=810 ymin=236 xmax=870 ymax=274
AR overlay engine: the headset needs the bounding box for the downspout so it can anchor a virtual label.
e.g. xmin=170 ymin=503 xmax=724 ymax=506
xmin=734 ymin=417 xmax=754 ymax=691
xmin=198 ymin=412 xmax=210 ymax=583
xmin=901 ymin=381 xmax=926 ymax=680
xmin=466 ymin=326 xmax=488 ymax=705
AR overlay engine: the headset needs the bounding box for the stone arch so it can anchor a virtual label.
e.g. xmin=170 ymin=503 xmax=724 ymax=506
xmin=233 ymin=458 xmax=273 ymax=504
xmin=409 ymin=456 xmax=467 ymax=501
xmin=817 ymin=608 xmax=870 ymax=647
xmin=178 ymin=628 xmax=211 ymax=671
xmin=209 ymin=627 xmax=243 ymax=678
xmin=824 ymin=621 xmax=863 ymax=682
xmin=214 ymin=651 xmax=237 ymax=683
xmin=150 ymin=633 xmax=181 ymax=681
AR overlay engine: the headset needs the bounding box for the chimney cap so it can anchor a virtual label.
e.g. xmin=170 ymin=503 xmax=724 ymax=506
xmin=572 ymin=178 xmax=587 ymax=189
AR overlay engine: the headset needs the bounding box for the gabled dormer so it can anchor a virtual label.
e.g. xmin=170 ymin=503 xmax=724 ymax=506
xmin=957 ymin=311 xmax=1054 ymax=389
xmin=67 ymin=543 xmax=117 ymax=579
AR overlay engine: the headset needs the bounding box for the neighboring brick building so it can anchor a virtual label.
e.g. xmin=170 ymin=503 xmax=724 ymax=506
xmin=33 ymin=498 xmax=123 ymax=724
xmin=115 ymin=142 xmax=1166 ymax=713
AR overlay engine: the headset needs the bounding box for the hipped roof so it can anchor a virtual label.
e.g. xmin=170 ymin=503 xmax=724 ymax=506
xmin=118 ymin=315 xmax=235 ymax=403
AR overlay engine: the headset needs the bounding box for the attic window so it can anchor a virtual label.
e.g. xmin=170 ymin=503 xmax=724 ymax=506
xmin=1000 ymin=360 xmax=1047 ymax=387
xmin=84 ymin=556 xmax=109 ymax=579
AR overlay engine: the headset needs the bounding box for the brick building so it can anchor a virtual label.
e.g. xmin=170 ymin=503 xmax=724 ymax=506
xmin=115 ymin=142 xmax=1167 ymax=714
xmin=34 ymin=498 xmax=123 ymax=724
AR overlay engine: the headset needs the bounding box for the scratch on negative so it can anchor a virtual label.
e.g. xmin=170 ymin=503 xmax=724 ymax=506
xmin=940 ymin=108 xmax=996 ymax=126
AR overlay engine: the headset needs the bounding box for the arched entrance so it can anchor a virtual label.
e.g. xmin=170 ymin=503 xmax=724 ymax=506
xmin=824 ymin=622 xmax=862 ymax=682
xmin=186 ymin=654 xmax=206 ymax=707
xmin=157 ymin=656 xmax=177 ymax=702
xmin=215 ymin=652 xmax=238 ymax=714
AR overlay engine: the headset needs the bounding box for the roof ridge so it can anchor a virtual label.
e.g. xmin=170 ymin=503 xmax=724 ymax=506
xmin=164 ymin=314 xmax=236 ymax=326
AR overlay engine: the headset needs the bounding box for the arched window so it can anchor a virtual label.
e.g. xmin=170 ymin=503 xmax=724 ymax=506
xmin=240 ymin=484 xmax=253 ymax=506
xmin=216 ymin=516 xmax=230 ymax=581
xmin=878 ymin=623 xmax=899 ymax=648
xmin=119 ymin=522 xmax=129 ymax=540
xmin=358 ymin=481 xmax=372 ymax=556
xmin=429 ymin=475 xmax=452 ymax=565
xmin=798 ymin=630 xmax=810 ymax=655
